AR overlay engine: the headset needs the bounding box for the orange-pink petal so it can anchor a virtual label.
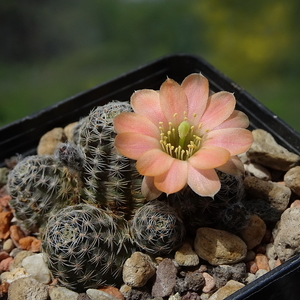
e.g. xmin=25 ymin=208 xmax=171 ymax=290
xmin=130 ymin=89 xmax=167 ymax=126
xmin=113 ymin=112 xmax=160 ymax=138
xmin=187 ymin=164 xmax=221 ymax=197
xmin=214 ymin=110 xmax=250 ymax=130
xmin=159 ymin=78 xmax=188 ymax=125
xmin=188 ymin=146 xmax=230 ymax=170
xmin=200 ymin=91 xmax=236 ymax=132
xmin=136 ymin=148 xmax=175 ymax=176
xmin=154 ymin=159 xmax=188 ymax=194
xmin=216 ymin=156 xmax=245 ymax=175
xmin=141 ymin=176 xmax=162 ymax=200
xmin=203 ymin=128 xmax=253 ymax=155
xmin=181 ymin=73 xmax=209 ymax=123
xmin=114 ymin=132 xmax=160 ymax=160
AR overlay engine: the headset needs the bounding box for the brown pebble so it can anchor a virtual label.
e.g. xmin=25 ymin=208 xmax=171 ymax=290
xmin=276 ymin=258 xmax=283 ymax=267
xmin=246 ymin=261 xmax=258 ymax=274
xmin=0 ymin=251 xmax=10 ymax=261
xmin=19 ymin=236 xmax=37 ymax=251
xmin=0 ymin=195 xmax=11 ymax=208
xmin=261 ymin=228 xmax=272 ymax=244
xmin=254 ymin=253 xmax=270 ymax=271
xmin=0 ymin=212 xmax=13 ymax=239
xmin=10 ymin=225 xmax=25 ymax=246
xmin=98 ymin=286 xmax=124 ymax=300
xmin=0 ymin=257 xmax=13 ymax=272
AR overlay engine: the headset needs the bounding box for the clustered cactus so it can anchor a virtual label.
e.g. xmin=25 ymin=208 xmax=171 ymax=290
xmin=7 ymin=100 xmax=251 ymax=292
xmin=42 ymin=204 xmax=134 ymax=292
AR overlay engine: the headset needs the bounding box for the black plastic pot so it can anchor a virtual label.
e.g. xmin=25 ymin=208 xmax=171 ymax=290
xmin=1 ymin=54 xmax=300 ymax=299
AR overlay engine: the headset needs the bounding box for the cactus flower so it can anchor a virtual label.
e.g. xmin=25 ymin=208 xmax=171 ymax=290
xmin=114 ymin=73 xmax=253 ymax=199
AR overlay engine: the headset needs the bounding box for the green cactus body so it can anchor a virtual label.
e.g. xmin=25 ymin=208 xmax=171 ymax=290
xmin=77 ymin=101 xmax=146 ymax=218
xmin=130 ymin=199 xmax=186 ymax=254
xmin=7 ymin=155 xmax=82 ymax=232
xmin=42 ymin=204 xmax=134 ymax=292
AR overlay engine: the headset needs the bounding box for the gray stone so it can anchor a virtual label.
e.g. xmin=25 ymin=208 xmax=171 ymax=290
xmin=86 ymin=289 xmax=120 ymax=300
xmin=122 ymin=251 xmax=156 ymax=287
xmin=22 ymin=253 xmax=51 ymax=284
xmin=151 ymin=258 xmax=177 ymax=298
xmin=8 ymin=276 xmax=49 ymax=300
xmin=49 ymin=286 xmax=79 ymax=300
xmin=247 ymin=129 xmax=300 ymax=171
xmin=194 ymin=227 xmax=247 ymax=265
xmin=274 ymin=207 xmax=300 ymax=262
xmin=244 ymin=162 xmax=271 ymax=180
xmin=244 ymin=176 xmax=291 ymax=212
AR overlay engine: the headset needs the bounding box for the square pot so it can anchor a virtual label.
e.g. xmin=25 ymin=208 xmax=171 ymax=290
xmin=1 ymin=54 xmax=300 ymax=299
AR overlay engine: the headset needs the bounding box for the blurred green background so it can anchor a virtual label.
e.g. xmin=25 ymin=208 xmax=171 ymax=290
xmin=1 ymin=0 xmax=300 ymax=132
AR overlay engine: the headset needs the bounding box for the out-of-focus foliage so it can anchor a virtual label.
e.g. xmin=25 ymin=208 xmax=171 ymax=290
xmin=1 ymin=0 xmax=300 ymax=131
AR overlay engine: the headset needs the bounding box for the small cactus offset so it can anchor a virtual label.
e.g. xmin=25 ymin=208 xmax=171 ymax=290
xmin=42 ymin=204 xmax=135 ymax=292
xmin=77 ymin=101 xmax=146 ymax=218
xmin=7 ymin=155 xmax=82 ymax=232
xmin=130 ymin=199 xmax=186 ymax=254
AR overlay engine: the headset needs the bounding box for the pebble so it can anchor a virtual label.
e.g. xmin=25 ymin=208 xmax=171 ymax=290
xmin=86 ymin=289 xmax=120 ymax=300
xmin=291 ymin=199 xmax=300 ymax=208
xmin=37 ymin=127 xmax=67 ymax=155
xmin=19 ymin=236 xmax=41 ymax=252
xmin=49 ymin=286 xmax=79 ymax=300
xmin=151 ymin=258 xmax=177 ymax=298
xmin=240 ymin=215 xmax=266 ymax=250
xmin=273 ymin=207 xmax=300 ymax=262
xmin=0 ymin=267 xmax=30 ymax=283
xmin=255 ymin=269 xmax=268 ymax=278
xmin=182 ymin=291 xmax=201 ymax=300
xmin=0 ymin=211 xmax=13 ymax=239
xmin=202 ymin=272 xmax=216 ymax=293
xmin=3 ymin=238 xmax=15 ymax=252
xmin=244 ymin=163 xmax=271 ymax=180
xmin=174 ymin=241 xmax=199 ymax=266
xmin=246 ymin=261 xmax=258 ymax=274
xmin=254 ymin=253 xmax=270 ymax=271
xmin=284 ymin=166 xmax=300 ymax=196
xmin=9 ymin=224 xmax=25 ymax=246
xmin=209 ymin=280 xmax=245 ymax=300
xmin=184 ymin=270 xmax=205 ymax=292
xmin=244 ymin=176 xmax=291 ymax=212
xmin=64 ymin=122 xmax=78 ymax=141
xmin=244 ymin=272 xmax=256 ymax=284
xmin=265 ymin=243 xmax=276 ymax=260
xmin=169 ymin=292 xmax=181 ymax=300
xmin=194 ymin=227 xmax=247 ymax=265
xmin=122 ymin=252 xmax=156 ymax=287
xmin=98 ymin=286 xmax=124 ymax=300
xmin=8 ymin=277 xmax=49 ymax=300
xmin=9 ymin=250 xmax=33 ymax=270
xmin=22 ymin=253 xmax=51 ymax=284
xmin=247 ymin=129 xmax=300 ymax=171
xmin=0 ymin=256 xmax=13 ymax=272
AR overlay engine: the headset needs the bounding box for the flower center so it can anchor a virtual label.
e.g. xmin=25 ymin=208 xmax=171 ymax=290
xmin=159 ymin=113 xmax=202 ymax=160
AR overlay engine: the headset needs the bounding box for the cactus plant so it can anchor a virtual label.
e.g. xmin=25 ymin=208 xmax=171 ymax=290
xmin=130 ymin=199 xmax=186 ymax=254
xmin=7 ymin=155 xmax=82 ymax=232
xmin=76 ymin=101 xmax=146 ymax=218
xmin=42 ymin=203 xmax=134 ymax=292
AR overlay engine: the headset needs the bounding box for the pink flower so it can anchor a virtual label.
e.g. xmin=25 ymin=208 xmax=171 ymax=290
xmin=114 ymin=73 xmax=253 ymax=199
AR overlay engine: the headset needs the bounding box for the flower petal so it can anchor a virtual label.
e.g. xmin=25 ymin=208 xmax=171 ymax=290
xmin=214 ymin=110 xmax=250 ymax=130
xmin=141 ymin=176 xmax=162 ymax=200
xmin=187 ymin=164 xmax=221 ymax=197
xmin=200 ymin=91 xmax=236 ymax=131
xmin=188 ymin=146 xmax=230 ymax=169
xmin=203 ymin=128 xmax=253 ymax=155
xmin=181 ymin=73 xmax=209 ymax=123
xmin=130 ymin=89 xmax=167 ymax=126
xmin=159 ymin=78 xmax=188 ymax=125
xmin=136 ymin=148 xmax=175 ymax=176
xmin=154 ymin=159 xmax=188 ymax=194
xmin=114 ymin=112 xmax=160 ymax=138
xmin=216 ymin=155 xmax=245 ymax=175
xmin=114 ymin=132 xmax=160 ymax=160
